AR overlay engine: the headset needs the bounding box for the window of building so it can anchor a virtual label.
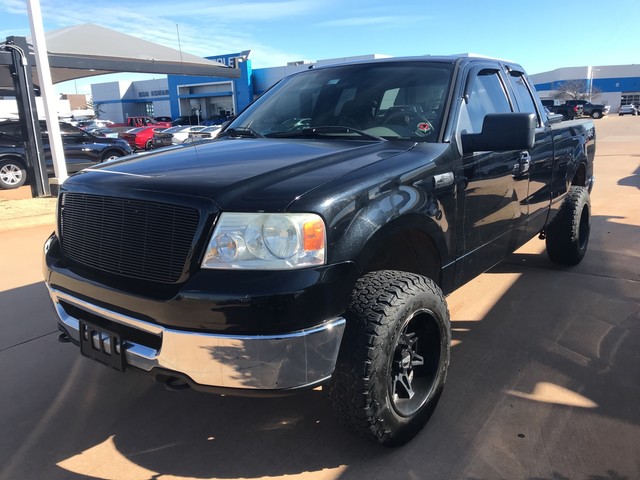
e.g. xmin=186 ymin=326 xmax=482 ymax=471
xmin=621 ymin=92 xmax=640 ymax=106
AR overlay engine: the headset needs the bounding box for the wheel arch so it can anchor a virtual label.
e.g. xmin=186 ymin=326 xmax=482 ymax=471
xmin=571 ymin=160 xmax=587 ymax=187
xmin=347 ymin=213 xmax=446 ymax=287
xmin=0 ymin=153 xmax=27 ymax=167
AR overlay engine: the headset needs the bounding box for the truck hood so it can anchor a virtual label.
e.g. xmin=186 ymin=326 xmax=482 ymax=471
xmin=70 ymin=138 xmax=413 ymax=211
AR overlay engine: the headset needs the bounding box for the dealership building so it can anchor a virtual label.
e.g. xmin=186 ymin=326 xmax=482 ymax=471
xmin=90 ymin=52 xmax=640 ymax=122
xmin=530 ymin=65 xmax=640 ymax=112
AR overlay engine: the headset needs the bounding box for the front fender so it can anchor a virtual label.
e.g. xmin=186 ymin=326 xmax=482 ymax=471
xmin=329 ymin=185 xmax=450 ymax=275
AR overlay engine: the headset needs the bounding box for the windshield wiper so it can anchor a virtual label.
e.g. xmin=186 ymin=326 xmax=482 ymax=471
xmin=217 ymin=127 xmax=264 ymax=139
xmin=265 ymin=126 xmax=385 ymax=141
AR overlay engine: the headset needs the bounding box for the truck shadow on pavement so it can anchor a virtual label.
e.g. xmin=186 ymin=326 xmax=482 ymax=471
xmin=617 ymin=165 xmax=640 ymax=190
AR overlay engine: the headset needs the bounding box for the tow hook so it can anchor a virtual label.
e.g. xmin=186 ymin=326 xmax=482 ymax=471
xmin=58 ymin=332 xmax=71 ymax=343
xmin=162 ymin=377 xmax=191 ymax=392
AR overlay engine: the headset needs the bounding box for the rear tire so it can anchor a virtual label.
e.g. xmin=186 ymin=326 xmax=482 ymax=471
xmin=0 ymin=158 xmax=27 ymax=189
xmin=545 ymin=186 xmax=591 ymax=265
xmin=327 ymin=270 xmax=451 ymax=447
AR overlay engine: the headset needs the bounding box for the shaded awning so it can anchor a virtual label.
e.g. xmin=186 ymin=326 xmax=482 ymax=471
xmin=0 ymin=23 xmax=240 ymax=94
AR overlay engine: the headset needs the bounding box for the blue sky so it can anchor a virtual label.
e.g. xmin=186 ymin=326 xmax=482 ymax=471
xmin=2 ymin=0 xmax=640 ymax=95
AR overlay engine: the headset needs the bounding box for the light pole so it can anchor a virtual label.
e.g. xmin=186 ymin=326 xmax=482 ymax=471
xmin=588 ymin=67 xmax=601 ymax=103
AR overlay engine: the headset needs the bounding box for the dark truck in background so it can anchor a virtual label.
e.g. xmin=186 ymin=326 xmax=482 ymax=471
xmin=542 ymin=99 xmax=584 ymax=120
xmin=44 ymin=55 xmax=595 ymax=446
xmin=565 ymin=99 xmax=610 ymax=119
xmin=543 ymin=98 xmax=610 ymax=120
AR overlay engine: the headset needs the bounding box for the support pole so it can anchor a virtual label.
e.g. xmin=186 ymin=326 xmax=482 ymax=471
xmin=27 ymin=0 xmax=68 ymax=193
xmin=5 ymin=36 xmax=49 ymax=197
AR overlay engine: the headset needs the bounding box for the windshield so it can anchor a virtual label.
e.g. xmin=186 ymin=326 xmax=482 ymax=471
xmin=227 ymin=62 xmax=453 ymax=141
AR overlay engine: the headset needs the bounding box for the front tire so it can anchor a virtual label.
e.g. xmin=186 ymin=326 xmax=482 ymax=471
xmin=327 ymin=270 xmax=451 ymax=447
xmin=545 ymin=186 xmax=591 ymax=265
xmin=591 ymin=110 xmax=602 ymax=119
xmin=0 ymin=158 xmax=27 ymax=189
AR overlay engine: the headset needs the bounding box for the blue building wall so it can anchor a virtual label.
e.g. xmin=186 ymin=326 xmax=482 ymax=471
xmin=534 ymin=77 xmax=640 ymax=93
xmin=167 ymin=51 xmax=253 ymax=118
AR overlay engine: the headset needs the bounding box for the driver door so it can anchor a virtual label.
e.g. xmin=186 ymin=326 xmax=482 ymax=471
xmin=456 ymin=67 xmax=531 ymax=282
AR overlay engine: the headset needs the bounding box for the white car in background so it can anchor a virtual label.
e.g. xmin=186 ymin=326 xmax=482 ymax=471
xmin=152 ymin=125 xmax=208 ymax=148
xmin=618 ymin=104 xmax=638 ymax=116
xmin=182 ymin=125 xmax=222 ymax=144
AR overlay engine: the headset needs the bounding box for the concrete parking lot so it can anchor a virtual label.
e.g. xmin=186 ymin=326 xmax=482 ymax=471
xmin=1 ymin=116 xmax=639 ymax=480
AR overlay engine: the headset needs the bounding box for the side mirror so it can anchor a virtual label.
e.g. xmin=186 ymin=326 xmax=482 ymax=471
xmin=461 ymin=113 xmax=536 ymax=154
xmin=547 ymin=112 xmax=563 ymax=125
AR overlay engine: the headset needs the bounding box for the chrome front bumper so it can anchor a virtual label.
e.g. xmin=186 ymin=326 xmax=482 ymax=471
xmin=48 ymin=287 xmax=346 ymax=390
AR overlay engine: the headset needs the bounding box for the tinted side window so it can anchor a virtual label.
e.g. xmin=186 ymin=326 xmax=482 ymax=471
xmin=0 ymin=123 xmax=23 ymax=137
xmin=59 ymin=123 xmax=86 ymax=136
xmin=509 ymin=71 xmax=540 ymax=126
xmin=466 ymin=70 xmax=511 ymax=133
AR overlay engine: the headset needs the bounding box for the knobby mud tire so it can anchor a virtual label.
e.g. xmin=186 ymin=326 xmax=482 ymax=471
xmin=545 ymin=185 xmax=591 ymax=265
xmin=327 ymin=270 xmax=451 ymax=447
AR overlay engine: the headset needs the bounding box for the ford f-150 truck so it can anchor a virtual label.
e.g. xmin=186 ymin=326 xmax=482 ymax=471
xmin=43 ymin=55 xmax=595 ymax=446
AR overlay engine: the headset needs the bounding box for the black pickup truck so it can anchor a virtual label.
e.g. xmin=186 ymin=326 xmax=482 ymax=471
xmin=44 ymin=55 xmax=595 ymax=446
xmin=565 ymin=99 xmax=609 ymax=119
xmin=548 ymin=101 xmax=584 ymax=120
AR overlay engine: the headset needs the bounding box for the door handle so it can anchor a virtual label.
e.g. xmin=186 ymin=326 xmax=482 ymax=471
xmin=513 ymin=151 xmax=531 ymax=178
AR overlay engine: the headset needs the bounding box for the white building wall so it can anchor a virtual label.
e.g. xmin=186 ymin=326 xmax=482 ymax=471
xmin=91 ymin=79 xmax=170 ymax=122
xmin=151 ymin=100 xmax=171 ymax=117
xmin=92 ymin=81 xmax=133 ymax=101
xmin=98 ymin=103 xmax=125 ymax=122
xmin=92 ymin=81 xmax=132 ymax=122
xmin=595 ymin=92 xmax=621 ymax=108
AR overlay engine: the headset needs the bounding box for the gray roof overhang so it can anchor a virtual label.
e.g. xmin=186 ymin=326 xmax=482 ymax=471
xmin=0 ymin=24 xmax=240 ymax=94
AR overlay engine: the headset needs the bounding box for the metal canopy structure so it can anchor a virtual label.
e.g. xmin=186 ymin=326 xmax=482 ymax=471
xmin=0 ymin=24 xmax=240 ymax=197
xmin=0 ymin=23 xmax=240 ymax=93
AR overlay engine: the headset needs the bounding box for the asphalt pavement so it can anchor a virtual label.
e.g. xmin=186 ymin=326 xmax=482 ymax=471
xmin=1 ymin=115 xmax=639 ymax=480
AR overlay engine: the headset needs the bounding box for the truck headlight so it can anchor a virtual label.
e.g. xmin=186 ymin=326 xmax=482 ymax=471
xmin=202 ymin=213 xmax=326 ymax=269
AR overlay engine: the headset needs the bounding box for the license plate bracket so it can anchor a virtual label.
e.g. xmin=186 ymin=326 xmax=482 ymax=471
xmin=79 ymin=320 xmax=126 ymax=371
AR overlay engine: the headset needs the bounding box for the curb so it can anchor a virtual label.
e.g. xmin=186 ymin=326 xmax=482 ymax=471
xmin=0 ymin=214 xmax=56 ymax=233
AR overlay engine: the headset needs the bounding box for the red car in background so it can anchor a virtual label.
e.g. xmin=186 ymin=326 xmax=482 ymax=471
xmin=119 ymin=126 xmax=167 ymax=151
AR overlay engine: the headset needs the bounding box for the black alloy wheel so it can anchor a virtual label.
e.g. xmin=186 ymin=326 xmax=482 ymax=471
xmin=327 ymin=270 xmax=451 ymax=447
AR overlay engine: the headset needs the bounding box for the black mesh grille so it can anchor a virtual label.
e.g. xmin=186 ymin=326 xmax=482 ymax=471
xmin=60 ymin=193 xmax=200 ymax=283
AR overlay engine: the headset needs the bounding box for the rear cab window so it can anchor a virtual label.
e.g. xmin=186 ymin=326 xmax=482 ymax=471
xmin=507 ymin=70 xmax=542 ymax=127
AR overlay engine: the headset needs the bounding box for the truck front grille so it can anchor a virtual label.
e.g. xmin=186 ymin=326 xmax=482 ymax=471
xmin=60 ymin=193 xmax=200 ymax=283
